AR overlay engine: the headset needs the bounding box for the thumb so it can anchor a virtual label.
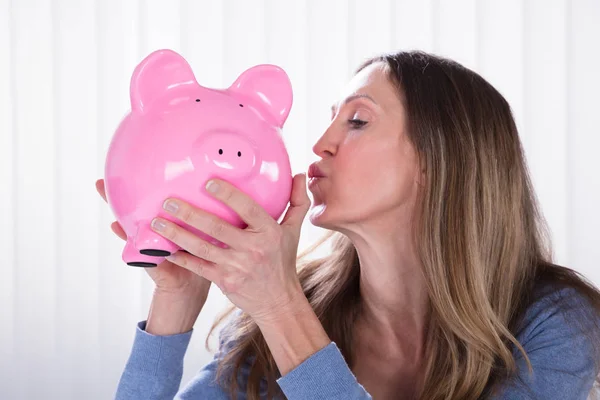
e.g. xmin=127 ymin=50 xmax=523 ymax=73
xmin=280 ymin=173 xmax=311 ymax=230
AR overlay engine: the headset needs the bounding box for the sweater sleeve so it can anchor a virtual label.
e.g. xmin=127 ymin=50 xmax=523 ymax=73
xmin=115 ymin=320 xmax=374 ymax=399
xmin=115 ymin=320 xmax=238 ymax=400
xmin=276 ymin=342 xmax=372 ymax=400
xmin=490 ymin=286 xmax=600 ymax=400
xmin=114 ymin=320 xmax=195 ymax=399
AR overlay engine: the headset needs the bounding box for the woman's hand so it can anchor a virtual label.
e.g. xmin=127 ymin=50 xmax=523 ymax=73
xmin=149 ymin=174 xmax=311 ymax=324
xmin=95 ymin=179 xmax=211 ymax=300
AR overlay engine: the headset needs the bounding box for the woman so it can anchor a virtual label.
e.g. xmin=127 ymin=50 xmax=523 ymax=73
xmin=99 ymin=51 xmax=600 ymax=399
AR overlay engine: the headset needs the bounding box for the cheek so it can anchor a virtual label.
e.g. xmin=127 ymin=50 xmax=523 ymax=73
xmin=338 ymin=148 xmax=417 ymax=208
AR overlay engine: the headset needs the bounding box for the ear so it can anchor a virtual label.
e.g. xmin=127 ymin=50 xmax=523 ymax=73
xmin=130 ymin=49 xmax=196 ymax=113
xmin=228 ymin=65 xmax=293 ymax=127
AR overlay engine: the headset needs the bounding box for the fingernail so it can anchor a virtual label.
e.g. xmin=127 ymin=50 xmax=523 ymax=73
xmin=163 ymin=199 xmax=178 ymax=213
xmin=165 ymin=254 xmax=175 ymax=261
xmin=206 ymin=180 xmax=219 ymax=193
xmin=151 ymin=218 xmax=167 ymax=232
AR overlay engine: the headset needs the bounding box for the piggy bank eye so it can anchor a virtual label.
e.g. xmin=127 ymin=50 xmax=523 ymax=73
xmin=239 ymin=103 xmax=244 ymax=107
xmin=195 ymin=99 xmax=201 ymax=102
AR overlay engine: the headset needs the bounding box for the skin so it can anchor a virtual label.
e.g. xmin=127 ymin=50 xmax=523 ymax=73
xmin=309 ymin=62 xmax=429 ymax=398
xmin=95 ymin=61 xmax=428 ymax=399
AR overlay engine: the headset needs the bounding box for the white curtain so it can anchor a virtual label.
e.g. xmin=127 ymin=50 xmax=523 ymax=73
xmin=1 ymin=1 xmax=599 ymax=399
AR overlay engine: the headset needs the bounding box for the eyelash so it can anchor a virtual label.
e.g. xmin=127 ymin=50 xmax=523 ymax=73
xmin=348 ymin=119 xmax=367 ymax=128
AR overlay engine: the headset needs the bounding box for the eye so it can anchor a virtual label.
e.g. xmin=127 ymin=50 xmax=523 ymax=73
xmin=348 ymin=118 xmax=367 ymax=128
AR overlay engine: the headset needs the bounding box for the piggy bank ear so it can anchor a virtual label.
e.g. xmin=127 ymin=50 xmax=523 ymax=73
xmin=229 ymin=65 xmax=293 ymax=127
xmin=130 ymin=49 xmax=196 ymax=112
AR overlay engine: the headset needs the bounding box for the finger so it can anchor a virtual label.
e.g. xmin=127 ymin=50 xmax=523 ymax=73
xmin=161 ymin=198 xmax=246 ymax=248
xmin=280 ymin=173 xmax=311 ymax=231
xmin=150 ymin=217 xmax=227 ymax=264
xmin=204 ymin=179 xmax=274 ymax=231
xmin=111 ymin=221 xmax=127 ymax=241
xmin=165 ymin=251 xmax=221 ymax=283
xmin=95 ymin=179 xmax=107 ymax=203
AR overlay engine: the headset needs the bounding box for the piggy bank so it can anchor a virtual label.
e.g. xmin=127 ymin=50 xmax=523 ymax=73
xmin=104 ymin=49 xmax=293 ymax=267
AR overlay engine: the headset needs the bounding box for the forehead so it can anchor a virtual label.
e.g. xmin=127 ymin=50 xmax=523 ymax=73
xmin=338 ymin=62 xmax=400 ymax=112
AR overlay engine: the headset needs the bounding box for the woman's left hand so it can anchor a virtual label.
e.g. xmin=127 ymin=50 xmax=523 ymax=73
xmin=150 ymin=173 xmax=311 ymax=325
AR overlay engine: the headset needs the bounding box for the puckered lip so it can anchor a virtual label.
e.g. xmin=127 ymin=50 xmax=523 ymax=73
xmin=308 ymin=163 xmax=326 ymax=178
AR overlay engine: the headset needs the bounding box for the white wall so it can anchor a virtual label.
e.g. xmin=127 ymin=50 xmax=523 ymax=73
xmin=0 ymin=1 xmax=599 ymax=399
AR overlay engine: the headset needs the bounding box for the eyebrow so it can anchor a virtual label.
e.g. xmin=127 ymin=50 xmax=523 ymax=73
xmin=331 ymin=93 xmax=378 ymax=114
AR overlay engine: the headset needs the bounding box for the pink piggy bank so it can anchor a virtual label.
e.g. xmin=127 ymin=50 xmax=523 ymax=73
xmin=104 ymin=49 xmax=293 ymax=267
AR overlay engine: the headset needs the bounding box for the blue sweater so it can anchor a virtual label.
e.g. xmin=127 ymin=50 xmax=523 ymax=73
xmin=115 ymin=285 xmax=599 ymax=399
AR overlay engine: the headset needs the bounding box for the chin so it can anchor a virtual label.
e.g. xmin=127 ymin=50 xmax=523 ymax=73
xmin=308 ymin=203 xmax=331 ymax=227
xmin=308 ymin=203 xmax=343 ymax=230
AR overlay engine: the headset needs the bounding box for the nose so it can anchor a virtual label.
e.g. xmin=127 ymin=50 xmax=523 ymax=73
xmin=312 ymin=127 xmax=337 ymax=158
xmin=196 ymin=132 xmax=258 ymax=179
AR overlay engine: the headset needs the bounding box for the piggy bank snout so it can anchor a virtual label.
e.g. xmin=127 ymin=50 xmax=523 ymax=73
xmin=198 ymin=132 xmax=259 ymax=179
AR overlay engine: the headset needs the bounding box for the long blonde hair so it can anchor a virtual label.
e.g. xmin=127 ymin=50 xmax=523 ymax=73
xmin=206 ymin=51 xmax=600 ymax=399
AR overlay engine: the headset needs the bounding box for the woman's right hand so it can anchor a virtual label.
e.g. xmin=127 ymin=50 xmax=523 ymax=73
xmin=96 ymin=179 xmax=212 ymax=334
